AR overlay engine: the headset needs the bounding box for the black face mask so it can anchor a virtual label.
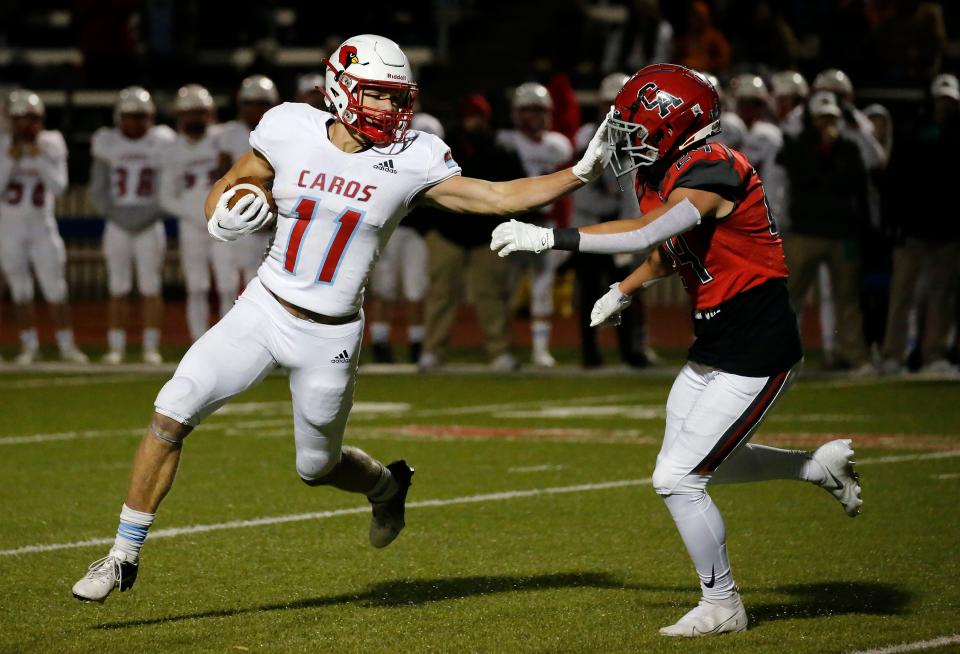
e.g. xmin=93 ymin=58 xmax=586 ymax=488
xmin=183 ymin=121 xmax=207 ymax=138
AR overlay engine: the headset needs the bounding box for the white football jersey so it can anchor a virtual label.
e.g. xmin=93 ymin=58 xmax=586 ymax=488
xmin=159 ymin=126 xmax=224 ymax=225
xmin=249 ymin=103 xmax=460 ymax=317
xmin=0 ymin=130 xmax=68 ymax=226
xmin=216 ymin=120 xmax=255 ymax=163
xmin=91 ymin=125 xmax=175 ymax=207
xmin=496 ymin=129 xmax=572 ymax=214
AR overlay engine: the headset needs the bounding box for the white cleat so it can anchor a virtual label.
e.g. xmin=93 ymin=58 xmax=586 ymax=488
xmin=813 ymin=439 xmax=862 ymax=517
xmin=13 ymin=350 xmax=38 ymax=365
xmin=531 ymin=349 xmax=556 ymax=368
xmin=659 ymin=594 xmax=748 ymax=637
xmin=72 ymin=549 xmax=139 ymax=603
xmin=489 ymin=352 xmax=518 ymax=373
xmin=60 ymin=348 xmax=89 ymax=364
xmin=143 ymin=350 xmax=163 ymax=365
xmin=102 ymin=351 xmax=124 ymax=365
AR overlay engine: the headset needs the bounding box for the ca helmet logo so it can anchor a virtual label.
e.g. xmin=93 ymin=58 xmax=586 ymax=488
xmin=339 ymin=46 xmax=361 ymax=70
xmin=637 ymin=82 xmax=683 ymax=118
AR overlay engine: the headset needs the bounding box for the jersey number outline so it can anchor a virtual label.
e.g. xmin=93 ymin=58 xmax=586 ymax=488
xmin=283 ymin=196 xmax=365 ymax=285
xmin=665 ymin=235 xmax=714 ymax=285
xmin=4 ymin=180 xmax=45 ymax=207
xmin=114 ymin=166 xmax=156 ymax=198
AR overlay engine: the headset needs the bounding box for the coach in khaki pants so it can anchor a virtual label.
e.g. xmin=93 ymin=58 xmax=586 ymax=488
xmin=419 ymin=95 xmax=525 ymax=371
xmin=778 ymin=91 xmax=870 ymax=371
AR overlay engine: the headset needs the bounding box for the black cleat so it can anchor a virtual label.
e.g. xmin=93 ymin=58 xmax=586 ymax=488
xmin=369 ymin=460 xmax=414 ymax=548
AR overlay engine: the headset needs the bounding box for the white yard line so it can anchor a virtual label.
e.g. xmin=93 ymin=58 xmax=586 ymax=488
xmin=848 ymin=634 xmax=960 ymax=654
xmin=0 ymin=478 xmax=651 ymax=557
xmin=857 ymin=451 xmax=960 ymax=465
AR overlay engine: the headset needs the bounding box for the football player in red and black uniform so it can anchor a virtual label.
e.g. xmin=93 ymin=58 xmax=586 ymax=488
xmin=491 ymin=64 xmax=863 ymax=637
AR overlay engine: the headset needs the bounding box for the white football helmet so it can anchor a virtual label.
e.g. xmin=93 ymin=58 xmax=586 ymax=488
xmin=813 ymin=69 xmax=854 ymax=100
xmin=239 ymin=75 xmax=279 ymax=104
xmin=599 ymin=73 xmax=629 ymax=104
xmin=114 ymin=86 xmax=155 ymax=125
xmin=931 ymin=73 xmax=960 ymax=101
xmin=512 ymin=82 xmax=552 ymax=111
xmin=322 ymin=34 xmax=417 ymax=145
xmin=770 ymin=71 xmax=809 ymax=99
xmin=174 ymin=84 xmax=214 ymax=113
xmin=297 ymin=73 xmax=325 ymax=97
xmin=7 ymin=89 xmax=44 ymax=117
xmin=730 ymin=74 xmax=770 ymax=103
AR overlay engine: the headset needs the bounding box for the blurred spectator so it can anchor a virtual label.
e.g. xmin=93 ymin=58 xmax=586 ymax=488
xmin=570 ymin=73 xmax=654 ymax=369
xmin=699 ymin=72 xmax=746 ymax=148
xmin=770 ymin=71 xmax=809 ymax=125
xmin=296 ymin=73 xmax=326 ymax=110
xmin=778 ymin=91 xmax=871 ymax=373
xmin=865 ymin=0 xmax=947 ymax=85
xmin=367 ymin=112 xmax=442 ymax=364
xmin=730 ymin=0 xmax=799 ymax=71
xmin=420 ymin=95 xmax=525 ymax=372
xmin=880 ymin=75 xmax=960 ymax=374
xmin=729 ymin=74 xmax=782 ymax=184
xmin=601 ymin=0 xmax=674 ymax=74
xmin=673 ymin=1 xmax=731 ymax=74
xmin=497 ymin=83 xmax=573 ymax=368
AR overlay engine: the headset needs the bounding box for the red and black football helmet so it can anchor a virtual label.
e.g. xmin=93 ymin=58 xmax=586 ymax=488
xmin=607 ymin=63 xmax=721 ymax=177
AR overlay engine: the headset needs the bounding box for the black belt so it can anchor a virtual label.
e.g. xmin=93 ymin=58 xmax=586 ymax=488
xmin=267 ymin=288 xmax=359 ymax=325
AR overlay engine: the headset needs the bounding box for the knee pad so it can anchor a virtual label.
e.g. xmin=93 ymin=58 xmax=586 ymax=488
xmin=296 ymin=448 xmax=340 ymax=483
xmin=154 ymin=375 xmax=208 ymax=427
xmin=8 ymin=276 xmax=35 ymax=303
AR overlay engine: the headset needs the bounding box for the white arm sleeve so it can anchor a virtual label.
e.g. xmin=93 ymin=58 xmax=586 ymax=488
xmin=578 ymin=198 xmax=701 ymax=254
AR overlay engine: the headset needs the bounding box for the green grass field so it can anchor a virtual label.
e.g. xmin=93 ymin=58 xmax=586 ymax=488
xmin=1 ymin=366 xmax=958 ymax=653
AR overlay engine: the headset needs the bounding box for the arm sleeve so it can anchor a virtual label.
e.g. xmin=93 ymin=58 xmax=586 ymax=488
xmin=90 ymin=158 xmax=113 ymax=215
xmin=573 ymin=198 xmax=701 ymax=254
xmin=403 ymin=134 xmax=462 ymax=208
xmin=37 ymin=132 xmax=68 ymax=197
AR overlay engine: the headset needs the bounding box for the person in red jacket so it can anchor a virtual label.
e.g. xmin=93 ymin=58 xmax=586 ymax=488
xmin=492 ymin=63 xmax=862 ymax=637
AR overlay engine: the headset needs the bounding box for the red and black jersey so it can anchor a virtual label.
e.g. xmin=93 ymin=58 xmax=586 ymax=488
xmin=637 ymin=144 xmax=802 ymax=376
xmin=638 ymin=143 xmax=788 ymax=311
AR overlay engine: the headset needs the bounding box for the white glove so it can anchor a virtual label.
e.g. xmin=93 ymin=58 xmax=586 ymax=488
xmin=207 ymin=188 xmax=274 ymax=242
xmin=590 ymin=283 xmax=632 ymax=327
xmin=572 ymin=108 xmax=613 ymax=183
xmin=490 ymin=219 xmax=554 ymax=257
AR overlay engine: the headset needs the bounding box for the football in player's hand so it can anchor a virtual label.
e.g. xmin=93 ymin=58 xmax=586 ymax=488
xmin=226 ymin=176 xmax=277 ymax=214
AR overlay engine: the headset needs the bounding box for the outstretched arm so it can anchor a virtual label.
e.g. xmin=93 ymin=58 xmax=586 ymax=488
xmin=419 ymin=169 xmax=584 ymax=216
xmin=419 ymin=112 xmax=612 ymax=216
xmin=491 ymin=186 xmax=733 ymax=257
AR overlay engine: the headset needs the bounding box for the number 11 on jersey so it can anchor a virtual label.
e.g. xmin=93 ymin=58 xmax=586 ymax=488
xmin=284 ymin=196 xmax=365 ymax=285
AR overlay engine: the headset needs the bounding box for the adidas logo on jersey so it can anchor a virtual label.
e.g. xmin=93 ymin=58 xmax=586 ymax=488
xmin=331 ymin=349 xmax=351 ymax=364
xmin=372 ymin=159 xmax=398 ymax=174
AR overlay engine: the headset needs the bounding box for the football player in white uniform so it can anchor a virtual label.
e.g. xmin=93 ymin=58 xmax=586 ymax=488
xmin=91 ymin=87 xmax=175 ymax=364
xmin=73 ymin=34 xmax=612 ymax=603
xmin=0 ymin=90 xmax=87 ymax=364
xmin=497 ymin=83 xmax=573 ymax=367
xmin=296 ymin=73 xmax=326 ymax=109
xmin=159 ymin=84 xmax=235 ymax=341
xmin=367 ymin=112 xmax=442 ymax=363
xmin=216 ymin=75 xmax=280 ymax=290
xmin=770 ymin=70 xmax=809 ymax=126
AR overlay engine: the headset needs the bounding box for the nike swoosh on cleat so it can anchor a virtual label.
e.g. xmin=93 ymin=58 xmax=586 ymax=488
xmin=826 ymin=469 xmax=844 ymax=490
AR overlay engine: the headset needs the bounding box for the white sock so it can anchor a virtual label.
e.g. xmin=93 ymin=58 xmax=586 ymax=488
xmin=407 ymin=324 xmax=424 ymax=344
xmin=366 ymin=464 xmax=398 ymax=503
xmin=112 ymin=503 xmax=156 ymax=563
xmin=711 ymin=444 xmax=826 ymax=485
xmin=143 ymin=328 xmax=160 ymax=354
xmin=663 ymin=492 xmax=736 ymax=601
xmin=370 ymin=322 xmax=390 ymax=344
xmin=19 ymin=329 xmax=39 ymax=353
xmin=108 ymin=329 xmax=126 ymax=354
xmin=186 ymin=291 xmax=210 ymax=341
xmin=218 ymin=291 xmax=235 ymax=319
xmin=55 ymin=329 xmax=76 ymax=353
xmin=532 ymin=320 xmax=551 ymax=352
